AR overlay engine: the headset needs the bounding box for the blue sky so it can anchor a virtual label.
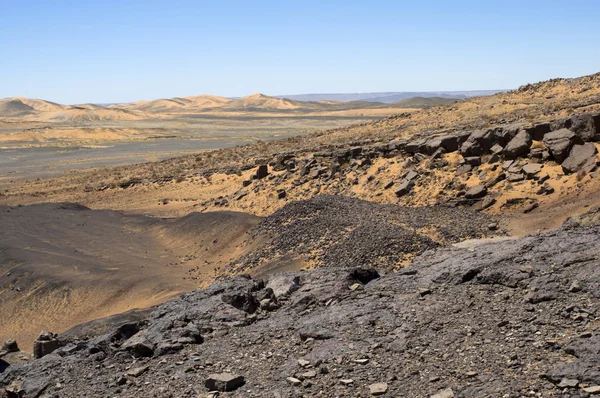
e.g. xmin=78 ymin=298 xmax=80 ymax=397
xmin=1 ymin=0 xmax=599 ymax=103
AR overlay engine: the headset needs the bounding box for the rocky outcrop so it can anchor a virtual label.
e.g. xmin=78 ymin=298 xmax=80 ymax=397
xmin=3 ymin=214 xmax=600 ymax=397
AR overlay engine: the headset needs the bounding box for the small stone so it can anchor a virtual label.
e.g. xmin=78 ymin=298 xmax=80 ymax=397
xmin=523 ymin=202 xmax=539 ymax=213
xmin=369 ymin=382 xmax=388 ymax=395
xmin=353 ymin=358 xmax=369 ymax=365
xmin=349 ymin=283 xmax=361 ymax=291
xmin=126 ymin=366 xmax=149 ymax=378
xmin=205 ymin=373 xmax=245 ymax=392
xmin=569 ymin=280 xmax=582 ymax=293
xmin=301 ymin=370 xmax=317 ymax=379
xmin=465 ymin=371 xmax=478 ymax=377
xmin=455 ymin=164 xmax=473 ymax=176
xmin=431 ymin=388 xmax=455 ymax=398
xmin=340 ymin=379 xmax=354 ymax=385
xmin=583 ymin=386 xmax=600 ymax=394
xmin=557 ymin=378 xmax=579 ymax=388
xmin=286 ymin=377 xmax=301 ymax=386
xmin=298 ymin=359 xmax=310 ymax=367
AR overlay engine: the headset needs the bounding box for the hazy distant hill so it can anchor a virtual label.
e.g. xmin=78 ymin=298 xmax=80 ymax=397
xmin=277 ymin=90 xmax=503 ymax=103
xmin=0 ymin=92 xmax=466 ymax=120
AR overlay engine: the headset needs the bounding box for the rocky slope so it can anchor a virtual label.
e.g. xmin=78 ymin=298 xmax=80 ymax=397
xmin=6 ymin=74 xmax=600 ymax=232
xmin=2 ymin=208 xmax=600 ymax=397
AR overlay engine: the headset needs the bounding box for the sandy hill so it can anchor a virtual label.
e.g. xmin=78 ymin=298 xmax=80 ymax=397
xmin=24 ymin=107 xmax=150 ymax=123
xmin=183 ymin=94 xmax=232 ymax=109
xmin=117 ymin=95 xmax=232 ymax=113
xmin=72 ymin=103 xmax=106 ymax=110
xmin=392 ymin=96 xmax=460 ymax=108
xmin=0 ymin=97 xmax=66 ymax=117
xmin=221 ymin=93 xmax=309 ymax=111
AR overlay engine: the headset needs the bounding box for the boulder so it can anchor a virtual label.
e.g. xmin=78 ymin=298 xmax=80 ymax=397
xmin=460 ymin=130 xmax=495 ymax=156
xmin=570 ymin=114 xmax=599 ymax=142
xmin=526 ymin=122 xmax=552 ymax=141
xmin=404 ymin=138 xmax=428 ymax=154
xmin=221 ymin=291 xmax=259 ymax=313
xmin=464 ymin=156 xmax=481 ymax=166
xmin=120 ymin=333 xmax=155 ymax=357
xmin=255 ymin=164 xmax=269 ymax=179
xmin=33 ymin=331 xmax=60 ymax=359
xmin=1 ymin=339 xmax=19 ymax=355
xmin=404 ymin=169 xmax=419 ymax=181
xmin=561 ymin=143 xmax=598 ymax=174
xmin=205 ymin=373 xmax=245 ymax=392
xmin=543 ymin=129 xmax=583 ymax=163
xmin=465 ymin=185 xmax=487 ymax=199
xmin=424 ymin=134 xmax=465 ymax=154
xmin=395 ymin=180 xmax=414 ymax=197
xmin=267 ymin=275 xmax=301 ymax=298
xmin=503 ymin=130 xmax=532 ymax=159
xmin=490 ymin=144 xmax=504 ymax=155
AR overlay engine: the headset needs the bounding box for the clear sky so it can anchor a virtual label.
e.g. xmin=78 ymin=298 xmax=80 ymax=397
xmin=1 ymin=0 xmax=599 ymax=104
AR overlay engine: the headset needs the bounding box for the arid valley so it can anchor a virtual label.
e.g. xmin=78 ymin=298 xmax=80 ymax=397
xmin=3 ymin=72 xmax=600 ymax=397
xmin=3 ymin=2 xmax=600 ymax=395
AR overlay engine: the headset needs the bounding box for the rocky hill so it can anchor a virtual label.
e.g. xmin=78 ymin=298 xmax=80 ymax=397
xmin=2 ymin=208 xmax=600 ymax=397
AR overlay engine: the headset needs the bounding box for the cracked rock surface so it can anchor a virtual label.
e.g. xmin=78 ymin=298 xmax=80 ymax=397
xmin=2 ymin=211 xmax=600 ymax=397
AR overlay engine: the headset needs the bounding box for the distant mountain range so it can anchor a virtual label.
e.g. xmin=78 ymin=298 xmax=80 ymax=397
xmin=0 ymin=93 xmax=464 ymax=121
xmin=276 ymin=90 xmax=504 ymax=103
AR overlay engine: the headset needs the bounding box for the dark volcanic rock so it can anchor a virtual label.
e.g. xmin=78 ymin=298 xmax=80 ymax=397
xmin=543 ymin=129 xmax=583 ymax=163
xmin=3 ymin=215 xmax=600 ymax=397
xmin=503 ymin=130 xmax=532 ymax=159
xmin=561 ymin=143 xmax=598 ymax=174
xmin=255 ymin=164 xmax=269 ymax=179
xmin=465 ymin=184 xmax=487 ymax=199
xmin=205 ymin=373 xmax=245 ymax=392
xmin=461 ymin=130 xmax=494 ymax=156
xmin=32 ymin=332 xmax=60 ymax=359
xmin=231 ymin=195 xmax=494 ymax=272
xmin=394 ymin=179 xmax=414 ymax=197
